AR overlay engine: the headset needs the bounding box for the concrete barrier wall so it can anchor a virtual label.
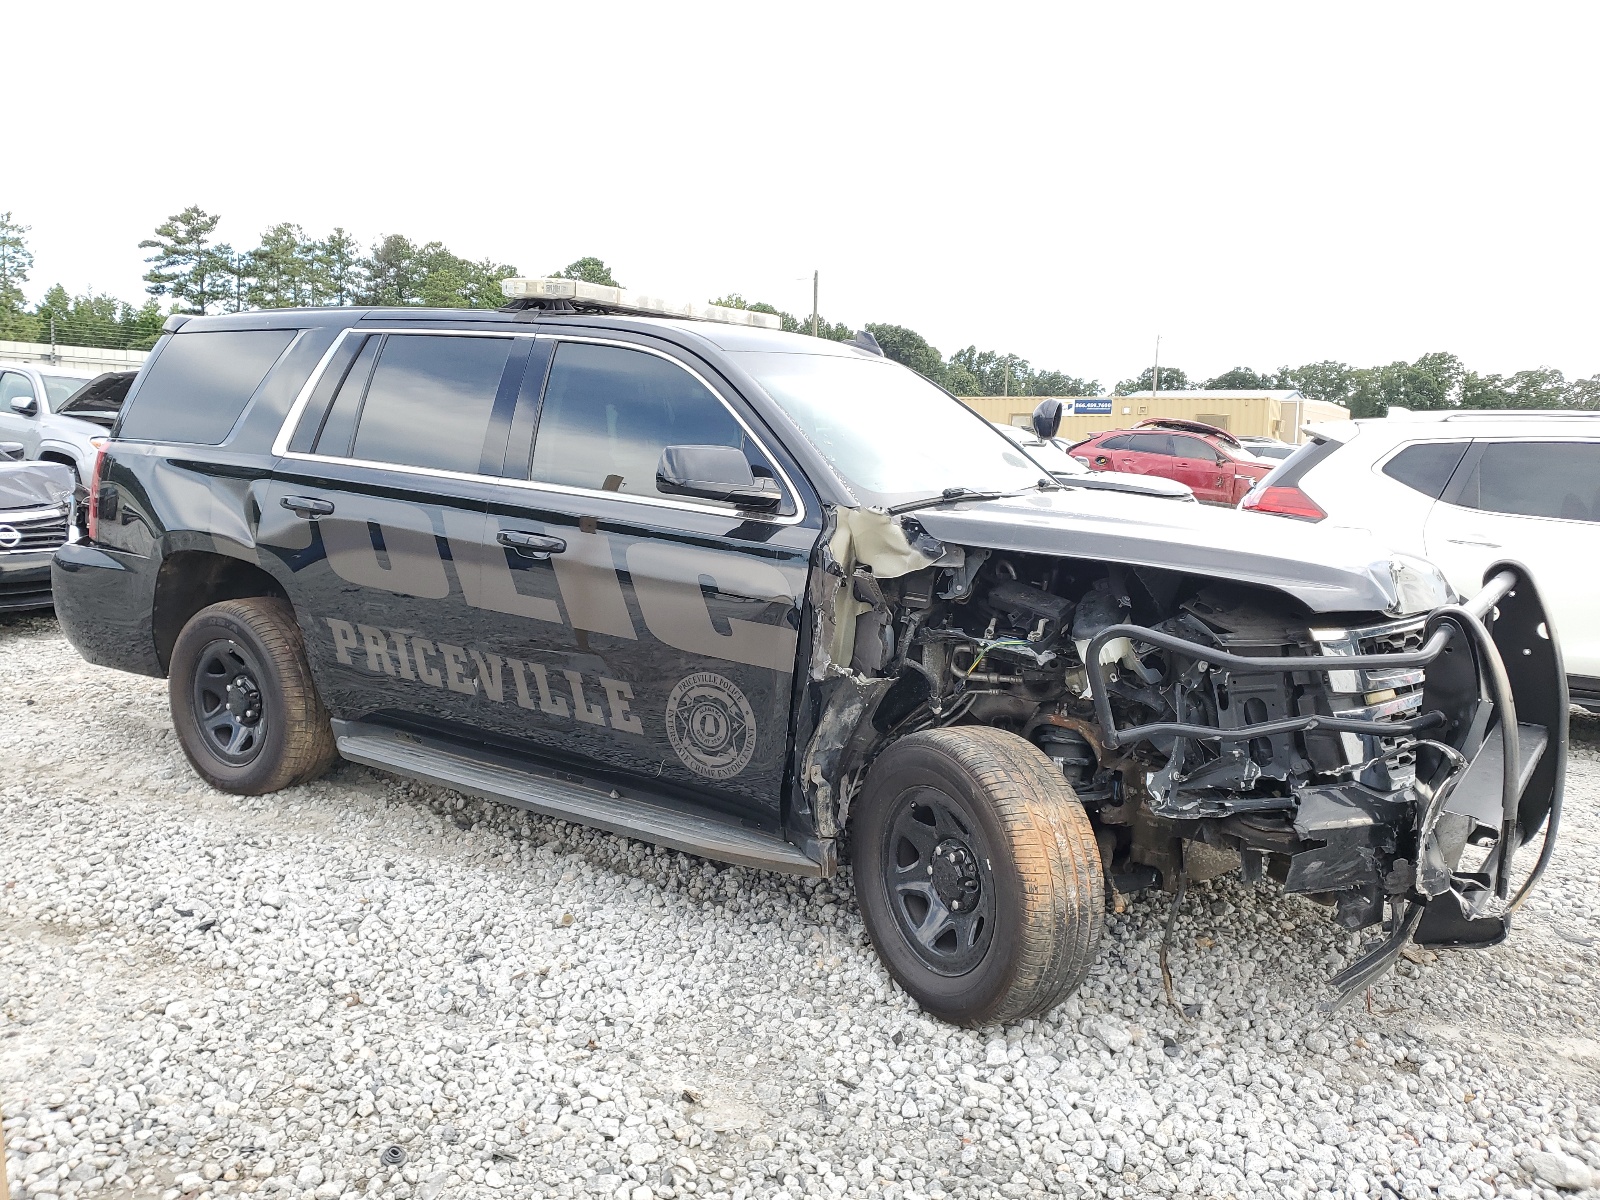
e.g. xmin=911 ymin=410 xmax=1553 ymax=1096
xmin=0 ymin=340 xmax=150 ymax=376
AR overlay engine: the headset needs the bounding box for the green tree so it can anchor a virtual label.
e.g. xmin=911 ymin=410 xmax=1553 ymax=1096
xmin=1202 ymin=366 xmax=1278 ymax=390
xmin=1461 ymin=366 xmax=1568 ymax=410
xmin=0 ymin=211 xmax=39 ymax=340
xmin=361 ymin=235 xmax=426 ymax=305
xmin=1348 ymin=352 xmax=1462 ymax=418
xmin=247 ymin=223 xmax=319 ymax=308
xmin=314 ymin=227 xmax=365 ymax=305
xmin=1276 ymin=360 xmax=1355 ymax=406
xmin=140 ymin=205 xmax=230 ymax=314
xmin=31 ymin=286 xmax=166 ymax=351
xmin=864 ymin=323 xmax=947 ymax=380
xmin=1114 ymin=366 xmax=1193 ymax=395
xmin=1026 ymin=370 xmax=1099 ymax=397
xmin=552 ymin=256 xmax=621 ymax=287
xmin=1566 ymin=376 xmax=1600 ymax=410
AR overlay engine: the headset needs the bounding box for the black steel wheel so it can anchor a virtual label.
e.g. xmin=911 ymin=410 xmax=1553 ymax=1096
xmin=169 ymin=597 xmax=338 ymax=794
xmin=191 ymin=639 xmax=269 ymax=765
xmin=853 ymin=726 xmax=1105 ymax=1026
xmin=883 ymin=788 xmax=997 ymax=976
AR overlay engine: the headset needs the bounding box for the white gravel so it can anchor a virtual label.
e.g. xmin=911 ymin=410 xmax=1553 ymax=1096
xmin=3 ymin=609 xmax=1599 ymax=1200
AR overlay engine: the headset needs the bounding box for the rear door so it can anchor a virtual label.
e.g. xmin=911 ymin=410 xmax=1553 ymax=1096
xmin=478 ymin=334 xmax=818 ymax=835
xmin=1168 ymin=433 xmax=1228 ymax=502
xmin=262 ymin=328 xmax=532 ymax=739
xmin=1423 ymin=438 xmax=1600 ymax=677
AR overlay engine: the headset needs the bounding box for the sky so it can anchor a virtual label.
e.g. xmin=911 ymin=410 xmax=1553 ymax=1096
xmin=9 ymin=2 xmax=1599 ymax=390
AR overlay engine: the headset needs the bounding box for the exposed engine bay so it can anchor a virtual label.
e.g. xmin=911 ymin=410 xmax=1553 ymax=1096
xmin=802 ymin=506 xmax=1565 ymax=1005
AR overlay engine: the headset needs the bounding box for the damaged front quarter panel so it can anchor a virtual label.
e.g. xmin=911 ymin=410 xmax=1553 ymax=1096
xmin=797 ymin=506 xmax=948 ymax=853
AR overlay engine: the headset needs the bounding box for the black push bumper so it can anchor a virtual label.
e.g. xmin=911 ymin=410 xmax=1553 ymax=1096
xmin=50 ymin=541 xmax=164 ymax=675
xmin=1084 ymin=564 xmax=1567 ymax=1004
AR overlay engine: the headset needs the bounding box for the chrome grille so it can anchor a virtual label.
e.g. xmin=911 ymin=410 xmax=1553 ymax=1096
xmin=0 ymin=506 xmax=70 ymax=554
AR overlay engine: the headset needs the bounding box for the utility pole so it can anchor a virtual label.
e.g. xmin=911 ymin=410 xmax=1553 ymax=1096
xmin=811 ymin=270 xmax=818 ymax=339
xmin=1003 ymin=356 xmax=1012 ymax=398
xmin=1152 ymin=334 xmax=1161 ymax=396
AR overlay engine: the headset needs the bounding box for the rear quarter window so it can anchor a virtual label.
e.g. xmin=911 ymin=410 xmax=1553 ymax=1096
xmin=119 ymin=329 xmax=297 ymax=444
xmin=1381 ymin=441 xmax=1470 ymax=499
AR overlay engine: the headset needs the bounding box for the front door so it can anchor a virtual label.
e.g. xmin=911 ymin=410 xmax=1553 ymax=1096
xmin=473 ymin=335 xmax=818 ymax=834
xmin=1109 ymin=431 xmax=1175 ymax=481
xmin=0 ymin=370 xmax=42 ymax=457
xmin=262 ymin=328 xmax=533 ymax=738
xmin=1423 ymin=438 xmax=1600 ymax=679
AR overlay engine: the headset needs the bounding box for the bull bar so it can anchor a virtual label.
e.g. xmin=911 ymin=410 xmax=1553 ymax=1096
xmin=1082 ymin=567 xmax=1568 ymax=1005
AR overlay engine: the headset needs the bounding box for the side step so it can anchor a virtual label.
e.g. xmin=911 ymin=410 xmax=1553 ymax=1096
xmin=332 ymin=721 xmax=822 ymax=877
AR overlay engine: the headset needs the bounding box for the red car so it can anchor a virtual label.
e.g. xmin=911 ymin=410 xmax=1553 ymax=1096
xmin=1068 ymin=418 xmax=1272 ymax=505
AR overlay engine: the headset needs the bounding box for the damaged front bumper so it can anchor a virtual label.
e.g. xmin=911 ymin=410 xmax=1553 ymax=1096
xmin=1082 ymin=564 xmax=1568 ymax=1007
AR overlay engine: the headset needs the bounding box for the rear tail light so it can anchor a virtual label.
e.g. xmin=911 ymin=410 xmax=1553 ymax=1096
xmin=1241 ymin=484 xmax=1327 ymax=521
xmin=86 ymin=444 xmax=108 ymax=542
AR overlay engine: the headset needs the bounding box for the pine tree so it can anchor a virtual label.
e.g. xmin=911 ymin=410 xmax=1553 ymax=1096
xmin=139 ymin=205 xmax=228 ymax=314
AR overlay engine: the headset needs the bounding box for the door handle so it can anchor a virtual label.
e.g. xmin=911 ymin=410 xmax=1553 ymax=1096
xmin=1448 ymin=536 xmax=1501 ymax=548
xmin=280 ymin=495 xmax=335 ymax=519
xmin=496 ymin=529 xmax=567 ymax=559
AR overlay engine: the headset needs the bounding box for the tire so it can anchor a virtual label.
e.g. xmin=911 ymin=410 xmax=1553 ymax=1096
xmin=168 ymin=597 xmax=338 ymax=794
xmin=852 ymin=726 xmax=1104 ymax=1026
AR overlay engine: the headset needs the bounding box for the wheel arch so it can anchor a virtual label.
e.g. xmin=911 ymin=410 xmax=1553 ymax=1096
xmin=153 ymin=549 xmax=290 ymax=672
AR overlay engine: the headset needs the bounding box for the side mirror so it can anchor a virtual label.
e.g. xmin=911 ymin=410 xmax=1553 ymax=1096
xmin=1031 ymin=398 xmax=1063 ymax=440
xmin=656 ymin=445 xmax=781 ymax=510
xmin=9 ymin=395 xmax=38 ymax=416
xmin=0 ymin=441 xmax=24 ymax=462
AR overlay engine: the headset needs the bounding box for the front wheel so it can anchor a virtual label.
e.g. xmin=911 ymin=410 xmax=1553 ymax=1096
xmin=852 ymin=727 xmax=1104 ymax=1026
xmin=169 ymin=597 xmax=338 ymax=794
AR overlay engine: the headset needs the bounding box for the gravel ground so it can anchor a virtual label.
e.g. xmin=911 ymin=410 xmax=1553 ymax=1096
xmin=3 ymin=609 xmax=1599 ymax=1200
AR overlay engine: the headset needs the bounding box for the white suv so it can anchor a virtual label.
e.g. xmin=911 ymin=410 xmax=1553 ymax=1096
xmin=1240 ymin=408 xmax=1600 ymax=709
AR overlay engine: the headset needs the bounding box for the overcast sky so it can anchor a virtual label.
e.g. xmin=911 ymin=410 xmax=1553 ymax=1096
xmin=10 ymin=3 xmax=1598 ymax=388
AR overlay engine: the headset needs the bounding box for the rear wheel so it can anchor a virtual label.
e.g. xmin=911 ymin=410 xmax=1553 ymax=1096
xmin=852 ymin=726 xmax=1104 ymax=1026
xmin=169 ymin=597 xmax=337 ymax=794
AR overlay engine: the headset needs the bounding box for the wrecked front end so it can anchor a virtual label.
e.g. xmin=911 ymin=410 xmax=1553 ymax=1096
xmin=801 ymin=499 xmax=1566 ymax=1005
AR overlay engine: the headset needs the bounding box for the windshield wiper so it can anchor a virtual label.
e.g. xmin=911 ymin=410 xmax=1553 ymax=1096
xmin=887 ymin=486 xmax=1009 ymax=515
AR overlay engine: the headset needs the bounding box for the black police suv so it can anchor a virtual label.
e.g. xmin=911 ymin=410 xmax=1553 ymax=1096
xmin=51 ymin=283 xmax=1566 ymax=1024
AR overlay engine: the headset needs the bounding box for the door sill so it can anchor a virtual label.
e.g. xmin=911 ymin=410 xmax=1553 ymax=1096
xmin=330 ymin=719 xmax=823 ymax=877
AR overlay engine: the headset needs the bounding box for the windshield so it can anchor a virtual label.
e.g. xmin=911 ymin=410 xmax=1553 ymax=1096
xmin=734 ymin=352 xmax=1046 ymax=504
xmin=41 ymin=375 xmax=92 ymax=410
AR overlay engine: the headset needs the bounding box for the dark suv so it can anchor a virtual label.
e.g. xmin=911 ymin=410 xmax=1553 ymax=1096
xmin=51 ymin=285 xmax=1566 ymax=1025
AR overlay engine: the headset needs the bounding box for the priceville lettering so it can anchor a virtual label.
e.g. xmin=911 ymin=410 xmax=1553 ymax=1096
xmin=323 ymin=617 xmax=645 ymax=736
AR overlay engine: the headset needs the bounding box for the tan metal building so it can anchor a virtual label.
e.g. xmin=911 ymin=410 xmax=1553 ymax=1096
xmin=960 ymin=389 xmax=1350 ymax=444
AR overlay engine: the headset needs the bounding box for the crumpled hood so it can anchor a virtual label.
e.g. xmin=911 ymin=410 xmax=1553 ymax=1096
xmin=909 ymin=487 xmax=1452 ymax=616
xmin=0 ymin=461 xmax=73 ymax=513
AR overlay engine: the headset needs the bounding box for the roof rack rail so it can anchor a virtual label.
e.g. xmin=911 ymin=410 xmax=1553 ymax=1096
xmin=499 ymin=278 xmax=782 ymax=329
xmin=1385 ymin=406 xmax=1600 ymax=422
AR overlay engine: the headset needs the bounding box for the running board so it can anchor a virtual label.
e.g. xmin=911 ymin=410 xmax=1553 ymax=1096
xmin=332 ymin=721 xmax=822 ymax=877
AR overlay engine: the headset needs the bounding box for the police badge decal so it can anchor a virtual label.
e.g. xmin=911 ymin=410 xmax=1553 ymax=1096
xmin=665 ymin=672 xmax=756 ymax=781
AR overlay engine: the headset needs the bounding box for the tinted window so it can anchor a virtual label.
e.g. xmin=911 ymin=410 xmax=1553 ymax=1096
xmin=120 ymin=329 xmax=296 ymax=444
xmin=349 ymin=334 xmax=512 ymax=474
xmin=1382 ymin=441 xmax=1469 ymax=499
xmin=1124 ymin=433 xmax=1173 ymax=455
xmin=1097 ymin=434 xmax=1131 ymax=450
xmin=1456 ymin=441 xmax=1600 ymax=523
xmin=530 ymin=342 xmax=756 ymax=499
xmin=1171 ymin=434 xmax=1218 ymax=461
xmin=311 ymin=336 xmax=380 ymax=457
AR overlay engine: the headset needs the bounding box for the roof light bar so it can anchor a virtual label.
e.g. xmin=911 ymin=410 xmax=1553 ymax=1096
xmin=500 ymin=278 xmax=782 ymax=330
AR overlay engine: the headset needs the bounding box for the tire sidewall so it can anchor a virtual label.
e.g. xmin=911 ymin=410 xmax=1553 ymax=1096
xmin=169 ymin=601 xmax=302 ymax=794
xmin=853 ymin=740 xmax=1032 ymax=1024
